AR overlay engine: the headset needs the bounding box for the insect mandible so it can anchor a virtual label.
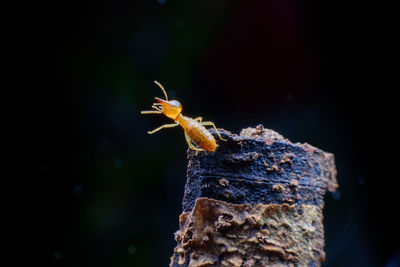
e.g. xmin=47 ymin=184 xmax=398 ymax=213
xmin=141 ymin=81 xmax=226 ymax=152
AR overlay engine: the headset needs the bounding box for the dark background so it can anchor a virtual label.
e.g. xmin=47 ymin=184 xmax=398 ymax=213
xmin=26 ymin=0 xmax=398 ymax=266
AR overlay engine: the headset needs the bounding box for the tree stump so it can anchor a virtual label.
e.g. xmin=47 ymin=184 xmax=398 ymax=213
xmin=170 ymin=125 xmax=338 ymax=267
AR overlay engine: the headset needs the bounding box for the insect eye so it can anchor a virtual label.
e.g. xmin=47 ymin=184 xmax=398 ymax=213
xmin=170 ymin=100 xmax=181 ymax=108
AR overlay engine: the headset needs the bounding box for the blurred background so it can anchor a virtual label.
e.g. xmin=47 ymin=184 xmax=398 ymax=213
xmin=27 ymin=0 xmax=398 ymax=266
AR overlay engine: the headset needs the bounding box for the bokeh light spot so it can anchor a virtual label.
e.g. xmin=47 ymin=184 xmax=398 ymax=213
xmin=332 ymin=191 xmax=341 ymax=200
xmin=114 ymin=158 xmax=123 ymax=168
xmin=74 ymin=185 xmax=83 ymax=194
xmin=53 ymin=251 xmax=62 ymax=260
xmin=176 ymin=19 xmax=184 ymax=29
xmin=128 ymin=245 xmax=136 ymax=254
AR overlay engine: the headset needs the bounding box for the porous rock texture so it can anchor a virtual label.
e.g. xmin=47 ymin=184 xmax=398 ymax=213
xmin=170 ymin=125 xmax=338 ymax=267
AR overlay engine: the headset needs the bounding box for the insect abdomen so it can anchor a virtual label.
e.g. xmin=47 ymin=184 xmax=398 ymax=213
xmin=180 ymin=116 xmax=216 ymax=152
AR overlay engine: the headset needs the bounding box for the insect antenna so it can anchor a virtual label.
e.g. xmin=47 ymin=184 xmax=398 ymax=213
xmin=154 ymin=80 xmax=168 ymax=100
xmin=141 ymin=110 xmax=162 ymax=114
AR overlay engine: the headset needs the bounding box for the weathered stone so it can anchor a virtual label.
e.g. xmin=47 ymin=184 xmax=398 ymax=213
xmin=171 ymin=125 xmax=338 ymax=267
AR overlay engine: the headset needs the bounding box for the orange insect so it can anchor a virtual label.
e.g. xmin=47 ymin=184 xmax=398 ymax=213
xmin=141 ymin=81 xmax=226 ymax=152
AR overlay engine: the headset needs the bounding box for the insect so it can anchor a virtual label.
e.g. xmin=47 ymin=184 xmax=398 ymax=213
xmin=141 ymin=81 xmax=226 ymax=152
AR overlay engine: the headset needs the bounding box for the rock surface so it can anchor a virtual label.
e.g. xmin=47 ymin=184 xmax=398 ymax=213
xmin=170 ymin=125 xmax=338 ymax=267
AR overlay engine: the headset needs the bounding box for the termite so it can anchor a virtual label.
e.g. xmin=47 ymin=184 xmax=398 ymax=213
xmin=140 ymin=81 xmax=226 ymax=152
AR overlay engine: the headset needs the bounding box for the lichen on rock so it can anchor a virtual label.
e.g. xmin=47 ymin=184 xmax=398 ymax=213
xmin=170 ymin=198 xmax=325 ymax=267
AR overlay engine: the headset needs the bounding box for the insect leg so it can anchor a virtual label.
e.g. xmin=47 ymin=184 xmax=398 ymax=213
xmin=194 ymin=117 xmax=203 ymax=122
xmin=147 ymin=123 xmax=179 ymax=134
xmin=184 ymin=132 xmax=205 ymax=151
xmin=201 ymin=121 xmax=227 ymax=141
